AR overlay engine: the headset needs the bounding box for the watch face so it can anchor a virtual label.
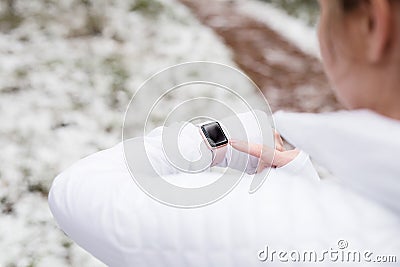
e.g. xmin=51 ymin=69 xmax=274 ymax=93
xmin=201 ymin=122 xmax=228 ymax=148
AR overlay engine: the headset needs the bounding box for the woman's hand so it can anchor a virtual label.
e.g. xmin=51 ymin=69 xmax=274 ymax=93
xmin=229 ymin=131 xmax=299 ymax=172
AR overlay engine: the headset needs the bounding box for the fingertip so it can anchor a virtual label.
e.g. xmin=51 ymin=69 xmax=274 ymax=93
xmin=229 ymin=139 xmax=248 ymax=152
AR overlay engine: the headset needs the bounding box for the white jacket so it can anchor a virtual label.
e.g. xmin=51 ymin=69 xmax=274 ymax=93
xmin=48 ymin=110 xmax=400 ymax=266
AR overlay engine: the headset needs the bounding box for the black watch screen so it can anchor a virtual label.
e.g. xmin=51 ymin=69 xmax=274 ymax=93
xmin=201 ymin=122 xmax=228 ymax=148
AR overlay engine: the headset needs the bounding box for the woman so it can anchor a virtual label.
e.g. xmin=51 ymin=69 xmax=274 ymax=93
xmin=234 ymin=0 xmax=400 ymax=169
xmin=49 ymin=0 xmax=400 ymax=266
xmin=228 ymin=0 xmax=400 ymax=216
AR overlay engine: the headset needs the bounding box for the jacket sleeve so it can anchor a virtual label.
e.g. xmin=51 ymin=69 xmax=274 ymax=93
xmin=48 ymin=111 xmax=320 ymax=267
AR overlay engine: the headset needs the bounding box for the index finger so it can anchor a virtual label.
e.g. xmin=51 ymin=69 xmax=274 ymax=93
xmin=229 ymin=140 xmax=263 ymax=158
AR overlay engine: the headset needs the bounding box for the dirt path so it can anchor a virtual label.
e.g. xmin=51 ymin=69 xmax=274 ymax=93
xmin=180 ymin=0 xmax=341 ymax=112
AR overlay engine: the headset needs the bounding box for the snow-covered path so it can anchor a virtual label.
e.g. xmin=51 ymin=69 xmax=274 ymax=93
xmin=180 ymin=0 xmax=341 ymax=112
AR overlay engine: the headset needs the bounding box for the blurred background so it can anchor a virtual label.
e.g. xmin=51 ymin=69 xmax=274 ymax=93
xmin=0 ymin=0 xmax=339 ymax=266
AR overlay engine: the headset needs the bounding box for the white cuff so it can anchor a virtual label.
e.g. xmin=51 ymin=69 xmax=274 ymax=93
xmin=278 ymin=150 xmax=320 ymax=181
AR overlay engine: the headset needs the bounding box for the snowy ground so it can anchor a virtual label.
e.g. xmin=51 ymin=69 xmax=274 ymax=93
xmin=0 ymin=0 xmax=318 ymax=266
xmin=238 ymin=0 xmax=319 ymax=58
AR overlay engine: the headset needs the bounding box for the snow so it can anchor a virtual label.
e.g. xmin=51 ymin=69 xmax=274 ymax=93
xmin=238 ymin=0 xmax=321 ymax=58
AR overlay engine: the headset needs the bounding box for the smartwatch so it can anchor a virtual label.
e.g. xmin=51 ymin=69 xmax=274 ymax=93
xmin=199 ymin=121 xmax=229 ymax=166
